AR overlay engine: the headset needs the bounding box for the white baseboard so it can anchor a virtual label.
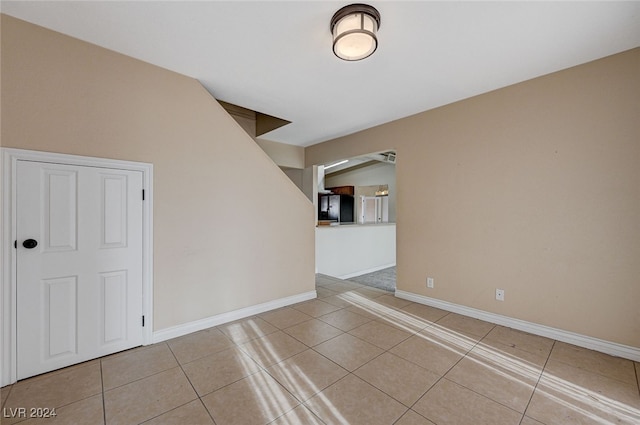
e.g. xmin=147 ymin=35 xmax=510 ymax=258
xmin=152 ymin=291 xmax=317 ymax=343
xmin=338 ymin=263 xmax=396 ymax=280
xmin=395 ymin=290 xmax=640 ymax=362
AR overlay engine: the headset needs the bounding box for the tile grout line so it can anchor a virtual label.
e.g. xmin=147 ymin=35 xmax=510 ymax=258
xmin=331 ymin=308 xmax=489 ymax=424
xmin=546 ymin=345 xmax=638 ymax=387
xmin=517 ymin=339 xmax=556 ymax=425
xmin=122 ymin=346 xmax=195 ymax=424
xmin=99 ymin=359 xmax=107 ymax=425
xmin=347 ymin=355 xmax=412 ymax=420
xmin=100 ymin=346 xmax=182 ymax=393
xmin=281 ymin=327 xmax=344 ymax=349
xmin=635 ymin=362 xmax=640 ymax=398
xmin=258 ymin=304 xmax=396 ymax=423
xmin=8 ymin=366 xmax=104 ymax=423
xmin=177 ymin=328 xmax=313 ymax=422
xmin=244 ymin=341 xmax=317 ymax=425
xmin=402 ymin=325 xmax=555 ymax=424
xmin=444 ymin=326 xmax=548 ymax=423
xmin=1 ymin=384 xmax=13 ymax=411
xmin=373 ymin=314 xmax=453 ymax=376
xmin=165 ymin=340 xmax=219 ymax=425
xmin=401 ymin=324 xmax=519 ymax=424
xmin=260 ymin=366 xmax=329 ymax=425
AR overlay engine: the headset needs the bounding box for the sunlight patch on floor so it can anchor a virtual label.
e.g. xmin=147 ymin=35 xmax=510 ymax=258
xmin=234 ymin=320 xmax=348 ymax=424
xmin=224 ymin=283 xmax=639 ymax=425
xmin=326 ymin=288 xmax=640 ymax=424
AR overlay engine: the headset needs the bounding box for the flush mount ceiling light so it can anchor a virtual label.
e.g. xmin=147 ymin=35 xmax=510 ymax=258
xmin=330 ymin=3 xmax=381 ymax=61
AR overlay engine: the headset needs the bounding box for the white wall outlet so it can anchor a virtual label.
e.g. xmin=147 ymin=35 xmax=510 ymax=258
xmin=427 ymin=277 xmax=434 ymax=288
xmin=495 ymin=289 xmax=505 ymax=301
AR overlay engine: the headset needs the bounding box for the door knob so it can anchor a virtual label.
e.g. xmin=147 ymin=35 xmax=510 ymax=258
xmin=22 ymin=239 xmax=38 ymax=249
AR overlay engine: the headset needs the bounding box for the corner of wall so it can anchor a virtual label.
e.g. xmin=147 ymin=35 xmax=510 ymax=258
xmin=1 ymin=15 xmax=316 ymax=333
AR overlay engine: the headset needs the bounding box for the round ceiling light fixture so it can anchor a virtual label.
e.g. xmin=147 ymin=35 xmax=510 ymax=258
xmin=330 ymin=3 xmax=381 ymax=61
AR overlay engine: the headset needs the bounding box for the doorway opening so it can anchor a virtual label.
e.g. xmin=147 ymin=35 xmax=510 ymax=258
xmin=313 ymin=150 xmax=397 ymax=292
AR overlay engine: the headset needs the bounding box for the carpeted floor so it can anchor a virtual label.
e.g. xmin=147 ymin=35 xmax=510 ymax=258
xmin=348 ymin=266 xmax=396 ymax=292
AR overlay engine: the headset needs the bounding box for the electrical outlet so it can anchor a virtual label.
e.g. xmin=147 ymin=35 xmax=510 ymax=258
xmin=427 ymin=277 xmax=434 ymax=288
xmin=495 ymin=289 xmax=505 ymax=301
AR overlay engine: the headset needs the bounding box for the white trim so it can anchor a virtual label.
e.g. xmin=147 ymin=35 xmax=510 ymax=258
xmin=1 ymin=148 xmax=154 ymax=386
xmin=395 ymin=290 xmax=640 ymax=362
xmin=152 ymin=290 xmax=317 ymax=343
xmin=337 ymin=263 xmax=396 ymax=280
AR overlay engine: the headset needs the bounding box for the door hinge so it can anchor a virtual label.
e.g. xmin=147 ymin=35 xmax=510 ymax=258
xmin=142 ymin=315 xmax=145 ymax=327
xmin=14 ymin=240 xmax=17 ymax=249
xmin=142 ymin=189 xmax=145 ymax=201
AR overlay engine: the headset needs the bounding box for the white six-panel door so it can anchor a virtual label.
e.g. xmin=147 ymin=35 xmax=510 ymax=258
xmin=16 ymin=160 xmax=144 ymax=379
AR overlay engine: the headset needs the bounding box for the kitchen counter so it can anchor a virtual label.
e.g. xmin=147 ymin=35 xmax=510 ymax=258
xmin=317 ymin=221 xmax=395 ymax=227
xmin=316 ymin=222 xmax=396 ymax=279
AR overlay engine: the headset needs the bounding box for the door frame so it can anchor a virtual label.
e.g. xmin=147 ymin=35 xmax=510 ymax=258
xmin=1 ymin=148 xmax=154 ymax=386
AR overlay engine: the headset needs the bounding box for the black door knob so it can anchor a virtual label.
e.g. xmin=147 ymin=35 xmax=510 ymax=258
xmin=23 ymin=239 xmax=38 ymax=249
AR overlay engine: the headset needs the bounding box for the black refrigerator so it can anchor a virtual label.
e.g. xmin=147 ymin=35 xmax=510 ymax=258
xmin=318 ymin=194 xmax=354 ymax=223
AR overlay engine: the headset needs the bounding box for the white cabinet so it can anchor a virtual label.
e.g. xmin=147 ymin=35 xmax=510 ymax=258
xmin=360 ymin=196 xmax=389 ymax=223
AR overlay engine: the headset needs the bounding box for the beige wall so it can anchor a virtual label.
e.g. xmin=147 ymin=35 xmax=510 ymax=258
xmin=307 ymin=48 xmax=640 ymax=348
xmin=1 ymin=15 xmax=315 ymax=331
xmin=283 ymin=168 xmax=304 ymax=191
xmin=255 ymin=138 xmax=305 ymax=169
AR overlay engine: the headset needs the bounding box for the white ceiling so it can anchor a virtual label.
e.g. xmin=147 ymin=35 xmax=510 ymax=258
xmin=3 ymin=1 xmax=639 ymax=147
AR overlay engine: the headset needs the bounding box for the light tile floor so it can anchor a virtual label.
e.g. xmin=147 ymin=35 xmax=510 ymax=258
xmin=2 ymin=274 xmax=640 ymax=424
